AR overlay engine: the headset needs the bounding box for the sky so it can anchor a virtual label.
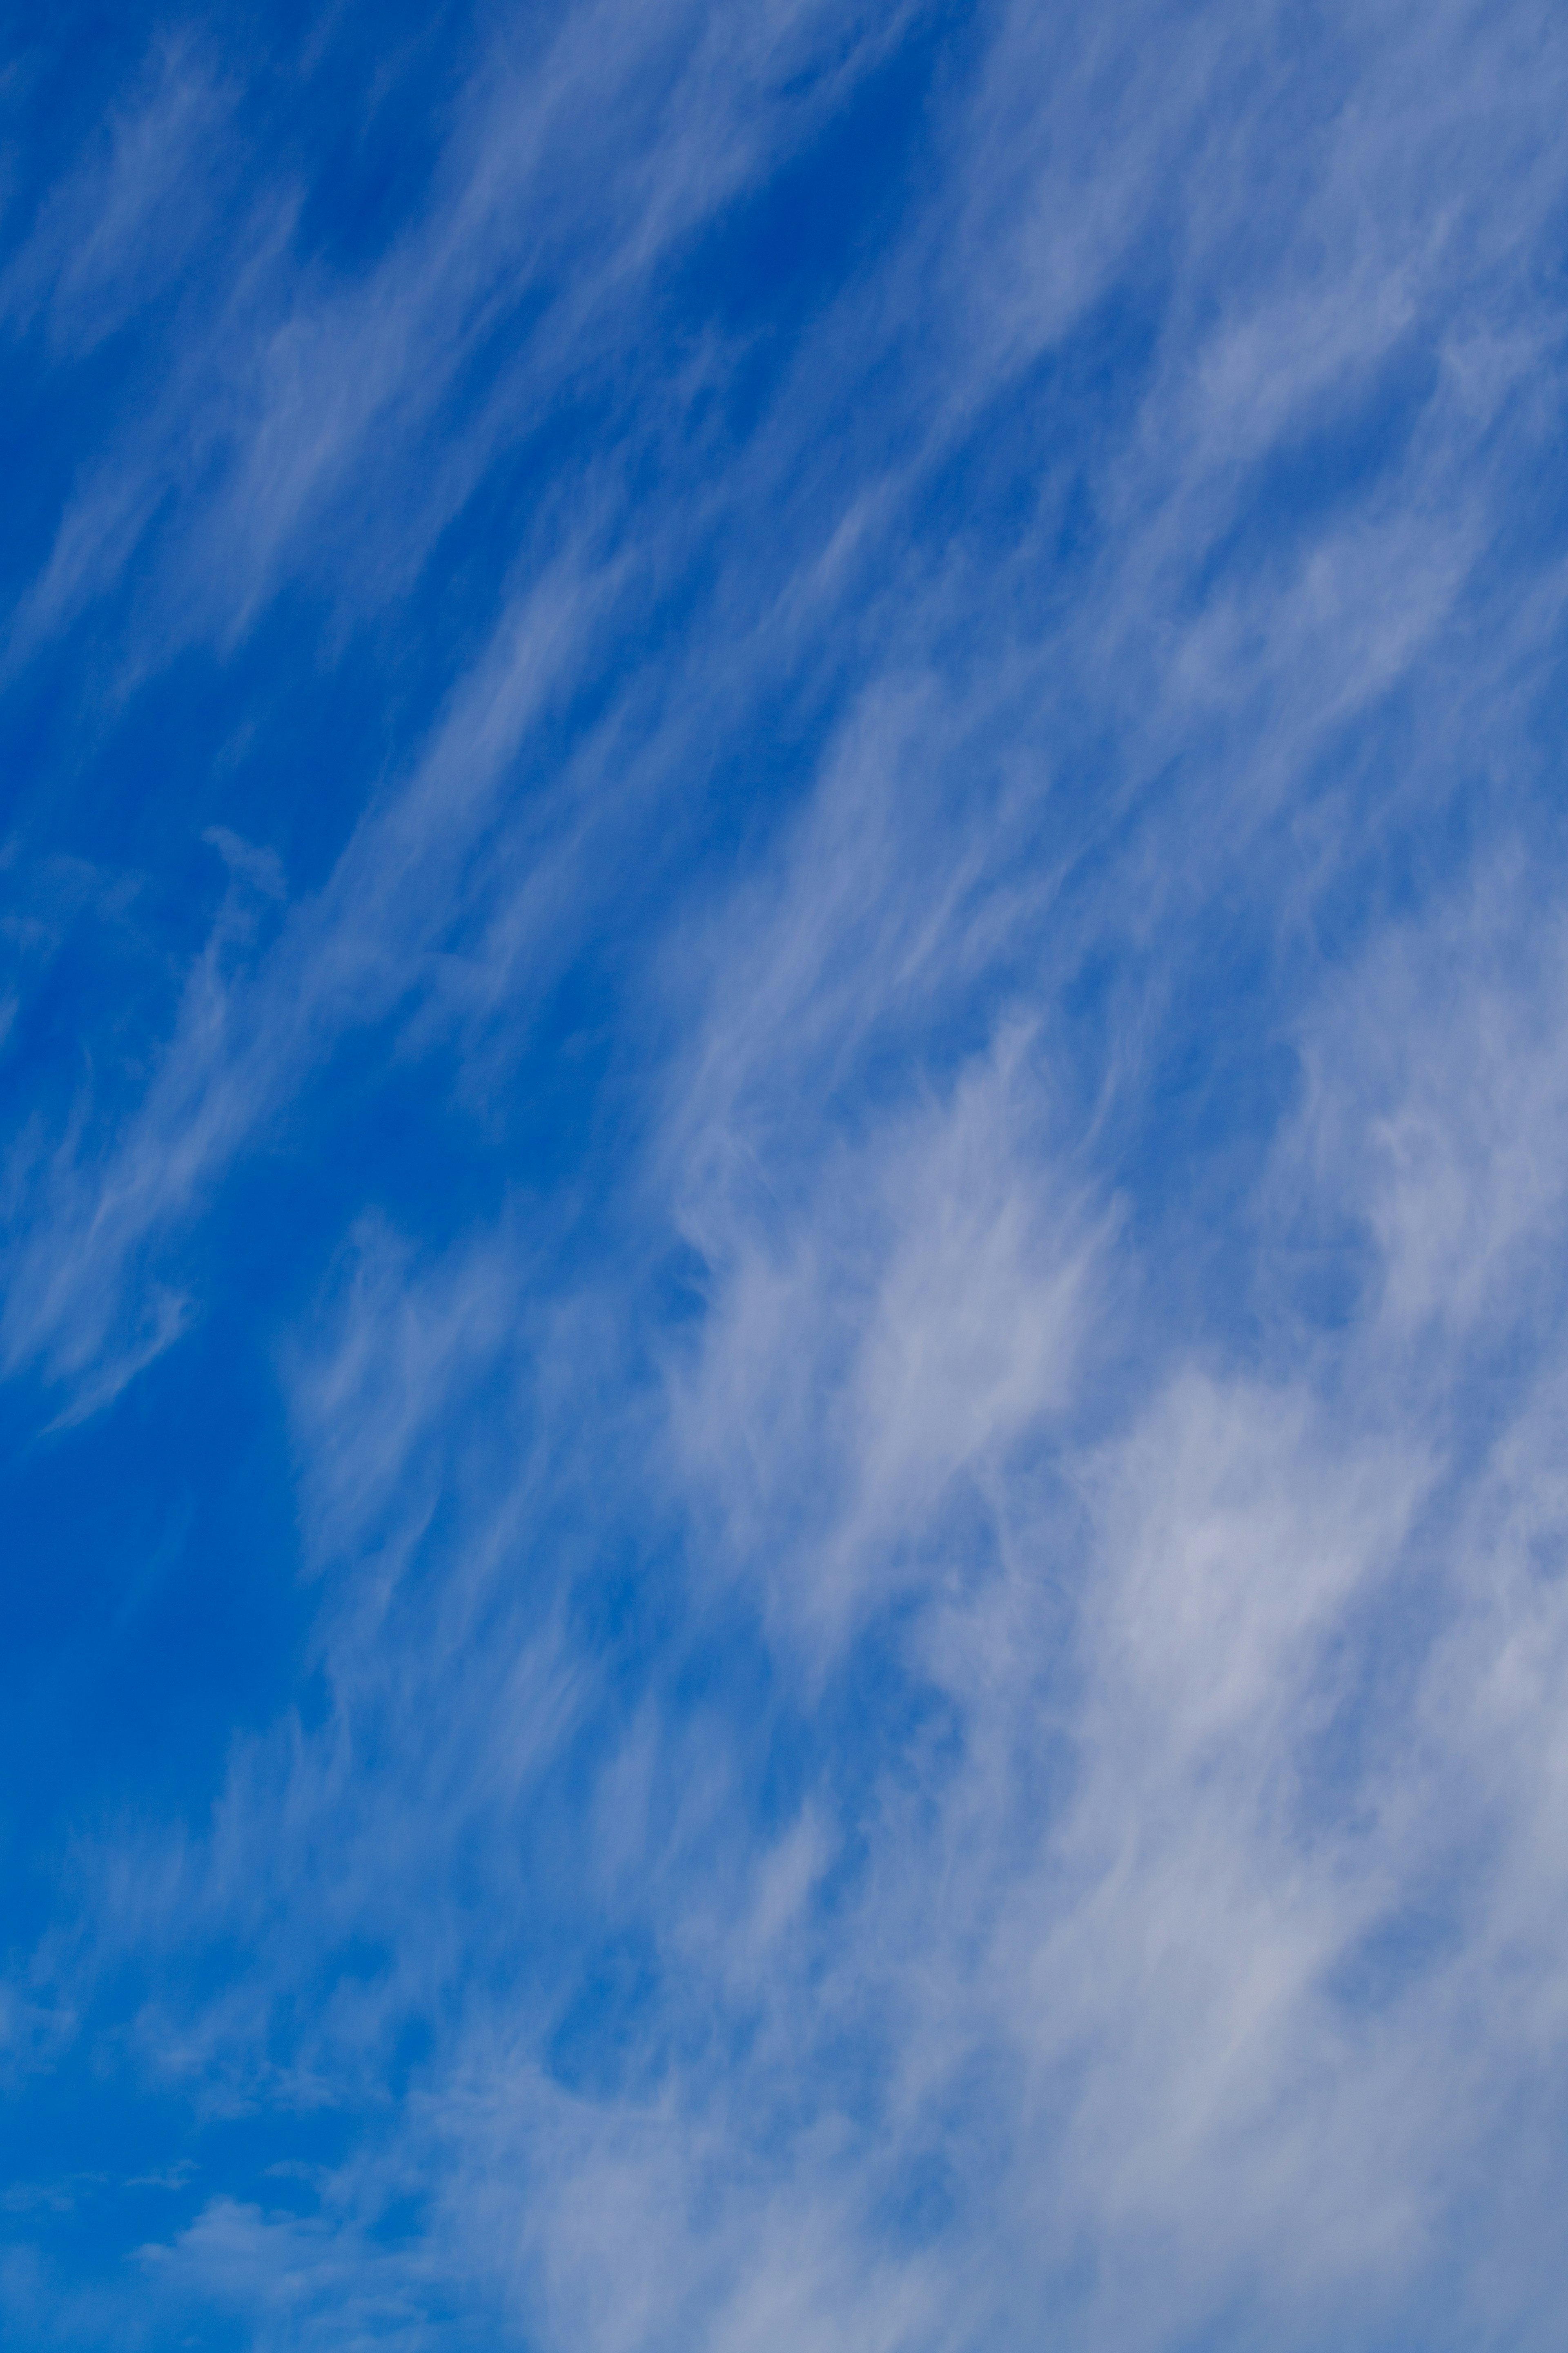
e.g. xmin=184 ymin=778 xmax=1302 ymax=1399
xmin=2 ymin=0 xmax=1568 ymax=2345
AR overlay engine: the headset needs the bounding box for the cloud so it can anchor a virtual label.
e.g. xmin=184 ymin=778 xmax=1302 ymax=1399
xmin=0 ymin=37 xmax=232 ymax=360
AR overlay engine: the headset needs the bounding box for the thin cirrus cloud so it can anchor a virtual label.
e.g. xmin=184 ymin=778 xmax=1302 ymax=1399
xmin=2 ymin=0 xmax=1568 ymax=2347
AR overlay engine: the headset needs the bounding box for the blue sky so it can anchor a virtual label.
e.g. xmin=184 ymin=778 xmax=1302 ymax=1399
xmin=3 ymin=1 xmax=1568 ymax=2345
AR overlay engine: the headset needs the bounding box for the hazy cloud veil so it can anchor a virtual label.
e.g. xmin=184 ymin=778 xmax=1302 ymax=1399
xmin=3 ymin=0 xmax=1568 ymax=2346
